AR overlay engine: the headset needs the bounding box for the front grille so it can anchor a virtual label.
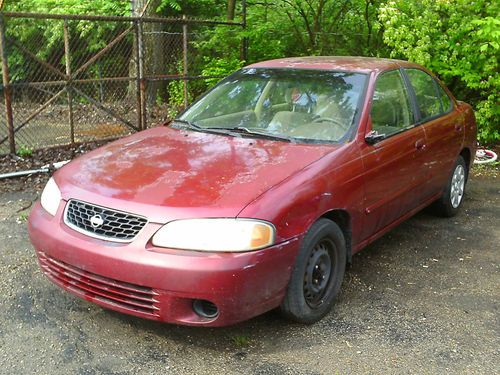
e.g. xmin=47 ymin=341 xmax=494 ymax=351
xmin=39 ymin=253 xmax=160 ymax=317
xmin=64 ymin=199 xmax=147 ymax=242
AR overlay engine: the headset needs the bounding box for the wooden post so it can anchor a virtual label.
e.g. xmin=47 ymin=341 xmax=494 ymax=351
xmin=63 ymin=19 xmax=75 ymax=144
xmin=0 ymin=14 xmax=15 ymax=154
xmin=182 ymin=15 xmax=188 ymax=108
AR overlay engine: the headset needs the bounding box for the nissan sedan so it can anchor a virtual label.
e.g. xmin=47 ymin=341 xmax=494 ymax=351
xmin=28 ymin=57 xmax=477 ymax=326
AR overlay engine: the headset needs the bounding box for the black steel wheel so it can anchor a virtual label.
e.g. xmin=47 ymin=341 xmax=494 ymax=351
xmin=303 ymin=239 xmax=334 ymax=308
xmin=280 ymin=218 xmax=346 ymax=324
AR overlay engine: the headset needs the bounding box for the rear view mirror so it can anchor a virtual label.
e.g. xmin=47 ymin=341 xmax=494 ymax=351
xmin=365 ymin=130 xmax=386 ymax=144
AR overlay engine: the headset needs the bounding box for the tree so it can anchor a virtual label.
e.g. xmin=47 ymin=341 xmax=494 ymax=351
xmin=380 ymin=0 xmax=500 ymax=143
xmin=227 ymin=0 xmax=237 ymax=20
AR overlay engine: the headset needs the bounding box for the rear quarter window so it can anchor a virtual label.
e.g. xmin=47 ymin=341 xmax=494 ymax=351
xmin=405 ymin=69 xmax=443 ymax=121
xmin=436 ymin=83 xmax=453 ymax=112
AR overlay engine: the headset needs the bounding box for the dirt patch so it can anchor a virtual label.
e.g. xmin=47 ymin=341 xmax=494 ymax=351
xmin=0 ymin=141 xmax=108 ymax=193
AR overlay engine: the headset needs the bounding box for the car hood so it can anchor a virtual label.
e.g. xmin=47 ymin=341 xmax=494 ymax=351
xmin=56 ymin=127 xmax=336 ymax=223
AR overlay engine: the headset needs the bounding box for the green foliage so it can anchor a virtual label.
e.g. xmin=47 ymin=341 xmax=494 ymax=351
xmin=201 ymin=57 xmax=244 ymax=88
xmin=16 ymin=146 xmax=33 ymax=157
xmin=380 ymin=0 xmax=500 ymax=144
xmin=166 ymin=79 xmax=189 ymax=118
xmin=5 ymin=0 xmax=128 ymax=16
xmin=240 ymin=0 xmax=389 ymax=59
xmin=4 ymin=0 xmax=132 ymax=85
xmin=5 ymin=0 xmax=498 ymax=143
xmin=156 ymin=0 xmax=226 ymax=17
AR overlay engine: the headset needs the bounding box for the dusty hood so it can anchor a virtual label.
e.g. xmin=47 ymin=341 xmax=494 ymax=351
xmin=56 ymin=127 xmax=336 ymax=222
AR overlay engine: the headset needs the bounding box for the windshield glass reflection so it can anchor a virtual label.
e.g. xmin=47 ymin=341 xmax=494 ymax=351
xmin=179 ymin=69 xmax=367 ymax=143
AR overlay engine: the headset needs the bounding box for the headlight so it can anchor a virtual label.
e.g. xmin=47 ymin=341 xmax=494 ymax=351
xmin=40 ymin=177 xmax=61 ymax=216
xmin=151 ymin=218 xmax=275 ymax=252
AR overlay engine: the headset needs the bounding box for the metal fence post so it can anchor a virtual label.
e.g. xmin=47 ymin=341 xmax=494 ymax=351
xmin=182 ymin=15 xmax=188 ymax=108
xmin=134 ymin=20 xmax=143 ymax=131
xmin=137 ymin=18 xmax=146 ymax=130
xmin=63 ymin=19 xmax=75 ymax=144
xmin=0 ymin=14 xmax=15 ymax=154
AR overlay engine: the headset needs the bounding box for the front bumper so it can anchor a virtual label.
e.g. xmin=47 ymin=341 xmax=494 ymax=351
xmin=28 ymin=201 xmax=300 ymax=326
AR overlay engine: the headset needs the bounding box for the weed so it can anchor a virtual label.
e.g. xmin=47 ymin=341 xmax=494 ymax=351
xmin=16 ymin=146 xmax=33 ymax=157
xmin=17 ymin=213 xmax=29 ymax=223
xmin=231 ymin=335 xmax=251 ymax=347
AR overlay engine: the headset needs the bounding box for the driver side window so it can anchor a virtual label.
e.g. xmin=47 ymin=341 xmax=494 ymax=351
xmin=371 ymin=70 xmax=414 ymax=136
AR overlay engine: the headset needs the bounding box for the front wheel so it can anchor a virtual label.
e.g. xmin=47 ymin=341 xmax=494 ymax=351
xmin=280 ymin=219 xmax=346 ymax=324
xmin=432 ymin=155 xmax=467 ymax=217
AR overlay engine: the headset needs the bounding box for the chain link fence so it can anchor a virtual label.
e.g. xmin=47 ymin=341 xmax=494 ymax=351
xmin=0 ymin=11 xmax=246 ymax=154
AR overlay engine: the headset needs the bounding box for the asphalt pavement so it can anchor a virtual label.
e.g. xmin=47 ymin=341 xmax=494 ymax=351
xmin=0 ymin=176 xmax=498 ymax=374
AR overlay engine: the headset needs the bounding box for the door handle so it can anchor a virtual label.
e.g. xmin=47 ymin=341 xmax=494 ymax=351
xmin=415 ymin=139 xmax=426 ymax=150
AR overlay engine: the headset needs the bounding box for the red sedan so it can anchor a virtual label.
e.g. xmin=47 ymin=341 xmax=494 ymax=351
xmin=28 ymin=57 xmax=477 ymax=326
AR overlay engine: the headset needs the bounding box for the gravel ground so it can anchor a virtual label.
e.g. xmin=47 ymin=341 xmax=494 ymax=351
xmin=0 ymin=172 xmax=498 ymax=374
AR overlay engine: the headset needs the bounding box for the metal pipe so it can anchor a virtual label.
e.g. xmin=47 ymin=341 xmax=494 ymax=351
xmin=3 ymin=11 xmax=244 ymax=27
xmin=64 ymin=19 xmax=75 ymax=144
xmin=137 ymin=19 xmax=146 ymax=130
xmin=0 ymin=168 xmax=49 ymax=179
xmin=182 ymin=15 xmax=189 ymax=108
xmin=0 ymin=14 xmax=15 ymax=154
xmin=144 ymin=74 xmax=227 ymax=81
xmin=134 ymin=20 xmax=143 ymax=131
xmin=9 ymin=76 xmax=136 ymax=87
xmin=0 ymin=160 xmax=70 ymax=180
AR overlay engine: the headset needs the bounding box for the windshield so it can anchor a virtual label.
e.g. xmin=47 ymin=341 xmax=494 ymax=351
xmin=178 ymin=68 xmax=367 ymax=143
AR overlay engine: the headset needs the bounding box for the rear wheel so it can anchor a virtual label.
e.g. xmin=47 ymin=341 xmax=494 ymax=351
xmin=280 ymin=219 xmax=346 ymax=324
xmin=432 ymin=155 xmax=467 ymax=217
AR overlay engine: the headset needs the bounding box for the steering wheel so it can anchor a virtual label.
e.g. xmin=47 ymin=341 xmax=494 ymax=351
xmin=312 ymin=117 xmax=344 ymax=127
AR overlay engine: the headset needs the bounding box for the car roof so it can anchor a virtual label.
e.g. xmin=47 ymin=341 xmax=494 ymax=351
xmin=245 ymin=56 xmax=420 ymax=74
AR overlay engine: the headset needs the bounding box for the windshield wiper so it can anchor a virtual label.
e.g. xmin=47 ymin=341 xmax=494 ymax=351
xmin=213 ymin=126 xmax=294 ymax=143
xmin=172 ymin=119 xmax=234 ymax=136
xmin=172 ymin=118 xmax=202 ymax=129
xmin=174 ymin=121 xmax=293 ymax=142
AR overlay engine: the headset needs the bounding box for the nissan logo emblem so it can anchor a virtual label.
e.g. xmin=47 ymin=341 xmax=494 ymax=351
xmin=90 ymin=214 xmax=104 ymax=228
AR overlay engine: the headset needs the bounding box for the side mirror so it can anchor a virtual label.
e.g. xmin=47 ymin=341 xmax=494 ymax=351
xmin=365 ymin=130 xmax=386 ymax=145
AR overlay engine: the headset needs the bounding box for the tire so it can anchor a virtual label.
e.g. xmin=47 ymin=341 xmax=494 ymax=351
xmin=432 ymin=155 xmax=468 ymax=217
xmin=280 ymin=218 xmax=346 ymax=324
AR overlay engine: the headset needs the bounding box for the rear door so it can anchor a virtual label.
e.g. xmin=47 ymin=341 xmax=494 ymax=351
xmin=359 ymin=69 xmax=427 ymax=240
xmin=403 ymin=68 xmax=464 ymax=199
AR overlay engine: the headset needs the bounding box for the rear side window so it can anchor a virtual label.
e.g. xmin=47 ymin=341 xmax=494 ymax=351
xmin=405 ymin=69 xmax=443 ymax=121
xmin=436 ymin=83 xmax=453 ymax=112
xmin=370 ymin=70 xmax=414 ymax=136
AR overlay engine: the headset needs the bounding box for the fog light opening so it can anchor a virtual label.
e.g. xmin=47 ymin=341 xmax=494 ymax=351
xmin=193 ymin=299 xmax=219 ymax=319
